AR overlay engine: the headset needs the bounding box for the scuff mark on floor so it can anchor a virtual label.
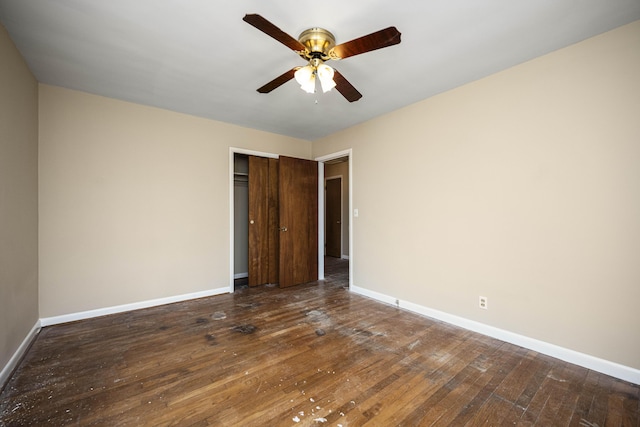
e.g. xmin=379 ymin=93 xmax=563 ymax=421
xmin=408 ymin=340 xmax=420 ymax=350
xmin=237 ymin=302 xmax=260 ymax=309
xmin=232 ymin=324 xmax=257 ymax=334
xmin=547 ymin=373 xmax=568 ymax=382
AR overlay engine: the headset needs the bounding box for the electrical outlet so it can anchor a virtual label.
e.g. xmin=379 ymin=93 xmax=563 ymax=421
xmin=479 ymin=296 xmax=488 ymax=310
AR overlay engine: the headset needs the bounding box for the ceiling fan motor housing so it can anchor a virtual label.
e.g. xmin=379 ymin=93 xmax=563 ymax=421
xmin=298 ymin=27 xmax=335 ymax=61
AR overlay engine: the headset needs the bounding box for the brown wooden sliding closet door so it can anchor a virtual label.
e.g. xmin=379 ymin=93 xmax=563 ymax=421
xmin=278 ymin=156 xmax=318 ymax=288
xmin=248 ymin=156 xmax=269 ymax=286
xmin=248 ymin=156 xmax=280 ymax=286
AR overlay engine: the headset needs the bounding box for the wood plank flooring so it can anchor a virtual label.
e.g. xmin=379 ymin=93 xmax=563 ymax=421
xmin=1 ymin=257 xmax=639 ymax=426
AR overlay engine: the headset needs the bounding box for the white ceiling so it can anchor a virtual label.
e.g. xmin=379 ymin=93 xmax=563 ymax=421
xmin=1 ymin=1 xmax=639 ymax=141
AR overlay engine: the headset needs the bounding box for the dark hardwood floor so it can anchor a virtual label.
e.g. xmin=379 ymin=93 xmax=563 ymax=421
xmin=1 ymin=257 xmax=638 ymax=426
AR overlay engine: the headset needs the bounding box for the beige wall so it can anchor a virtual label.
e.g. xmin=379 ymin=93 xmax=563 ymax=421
xmin=314 ymin=21 xmax=640 ymax=369
xmin=39 ymin=85 xmax=311 ymax=318
xmin=0 ymin=25 xmax=39 ymax=373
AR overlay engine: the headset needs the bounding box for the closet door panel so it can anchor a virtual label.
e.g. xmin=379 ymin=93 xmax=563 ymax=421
xmin=248 ymin=156 xmax=269 ymax=286
xmin=279 ymin=156 xmax=318 ymax=288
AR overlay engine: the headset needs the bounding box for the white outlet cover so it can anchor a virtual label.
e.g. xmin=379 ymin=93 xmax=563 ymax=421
xmin=479 ymin=296 xmax=488 ymax=309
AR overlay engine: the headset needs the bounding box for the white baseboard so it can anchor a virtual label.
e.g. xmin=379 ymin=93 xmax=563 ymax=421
xmin=341 ymin=255 xmax=350 ymax=260
xmin=234 ymin=273 xmax=248 ymax=279
xmin=351 ymin=285 xmax=640 ymax=385
xmin=1 ymin=320 xmax=40 ymax=389
xmin=40 ymin=287 xmax=229 ymax=327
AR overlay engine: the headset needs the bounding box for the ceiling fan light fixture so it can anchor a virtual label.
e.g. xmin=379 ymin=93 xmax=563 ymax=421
xmin=294 ymin=65 xmax=316 ymax=93
xmin=317 ymin=63 xmax=336 ymax=93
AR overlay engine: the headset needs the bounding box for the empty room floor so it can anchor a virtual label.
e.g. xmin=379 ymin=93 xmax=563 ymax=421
xmin=1 ymin=258 xmax=638 ymax=426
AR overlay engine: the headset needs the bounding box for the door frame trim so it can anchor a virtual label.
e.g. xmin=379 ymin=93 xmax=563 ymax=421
xmin=229 ymin=147 xmax=278 ymax=293
xmin=315 ymin=149 xmax=352 ymax=289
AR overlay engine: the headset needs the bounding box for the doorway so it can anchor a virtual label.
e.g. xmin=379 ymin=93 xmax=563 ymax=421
xmin=316 ymin=150 xmax=352 ymax=288
xmin=323 ymin=156 xmax=349 ymax=261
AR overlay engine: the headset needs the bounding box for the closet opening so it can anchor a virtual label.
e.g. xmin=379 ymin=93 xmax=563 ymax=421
xmin=231 ymin=150 xmax=319 ymax=292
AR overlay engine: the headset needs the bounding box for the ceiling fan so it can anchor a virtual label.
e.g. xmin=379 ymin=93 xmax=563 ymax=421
xmin=242 ymin=14 xmax=401 ymax=102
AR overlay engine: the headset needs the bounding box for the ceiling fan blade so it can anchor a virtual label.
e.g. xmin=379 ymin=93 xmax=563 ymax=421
xmin=329 ymin=27 xmax=401 ymax=60
xmin=333 ymin=70 xmax=363 ymax=102
xmin=243 ymin=14 xmax=306 ymax=52
xmin=257 ymin=68 xmax=297 ymax=93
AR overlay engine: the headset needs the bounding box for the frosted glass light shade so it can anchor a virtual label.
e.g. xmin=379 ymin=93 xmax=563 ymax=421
xmin=317 ymin=63 xmax=336 ymax=93
xmin=294 ymin=65 xmax=316 ymax=93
